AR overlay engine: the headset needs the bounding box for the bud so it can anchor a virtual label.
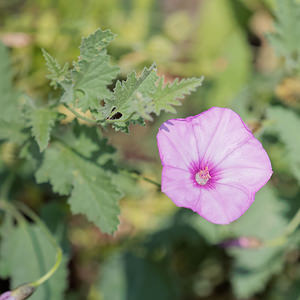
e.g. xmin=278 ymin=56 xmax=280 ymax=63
xmin=220 ymin=236 xmax=263 ymax=249
xmin=0 ymin=284 xmax=35 ymax=300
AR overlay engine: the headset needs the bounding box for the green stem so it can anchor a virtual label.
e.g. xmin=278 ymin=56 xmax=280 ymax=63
xmin=15 ymin=202 xmax=63 ymax=288
xmin=63 ymin=104 xmax=97 ymax=124
xmin=30 ymin=249 xmax=62 ymax=288
xmin=0 ymin=173 xmax=14 ymax=200
xmin=139 ymin=175 xmax=161 ymax=188
xmin=121 ymin=169 xmax=161 ymax=189
xmin=0 ymin=200 xmax=26 ymax=226
xmin=264 ymin=208 xmax=300 ymax=247
xmin=285 ymin=208 xmax=300 ymax=236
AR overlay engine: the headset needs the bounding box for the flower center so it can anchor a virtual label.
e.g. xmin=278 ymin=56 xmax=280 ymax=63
xmin=195 ymin=166 xmax=211 ymax=185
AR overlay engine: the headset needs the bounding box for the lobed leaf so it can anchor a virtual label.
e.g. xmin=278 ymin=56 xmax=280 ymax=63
xmin=80 ymin=28 xmax=116 ymax=61
xmin=69 ymin=56 xmax=119 ymax=111
xmin=29 ymin=108 xmax=59 ymax=152
xmin=36 ymin=125 xmax=122 ymax=234
xmin=103 ymin=64 xmax=159 ymax=122
xmin=152 ymin=76 xmax=204 ymax=115
xmin=42 ymin=49 xmax=69 ymax=88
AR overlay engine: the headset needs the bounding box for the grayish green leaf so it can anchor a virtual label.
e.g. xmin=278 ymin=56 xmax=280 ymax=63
xmin=152 ymin=77 xmax=203 ymax=115
xmin=103 ymin=64 xmax=158 ymax=122
xmin=80 ymin=28 xmax=116 ymax=61
xmin=68 ymin=55 xmax=119 ymax=111
xmin=29 ymin=108 xmax=59 ymax=152
xmin=42 ymin=49 xmax=69 ymax=88
xmin=36 ymin=126 xmax=122 ymax=234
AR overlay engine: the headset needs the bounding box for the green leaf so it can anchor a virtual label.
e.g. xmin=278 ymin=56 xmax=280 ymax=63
xmin=228 ymin=187 xmax=288 ymax=298
xmin=80 ymin=28 xmax=116 ymax=61
xmin=42 ymin=49 xmax=69 ymax=88
xmin=267 ymin=0 xmax=300 ymax=68
xmin=103 ymin=64 xmax=159 ymax=122
xmin=69 ymin=56 xmax=119 ymax=111
xmin=0 ymin=223 xmax=68 ymax=300
xmin=101 ymin=64 xmax=203 ymax=131
xmin=97 ymin=253 xmax=180 ymax=300
xmin=28 ymin=107 xmax=59 ymax=152
xmin=267 ymin=106 xmax=300 ymax=184
xmin=36 ymin=125 xmax=122 ymax=234
xmin=152 ymin=77 xmax=203 ymax=115
xmin=60 ymin=28 xmax=119 ymax=112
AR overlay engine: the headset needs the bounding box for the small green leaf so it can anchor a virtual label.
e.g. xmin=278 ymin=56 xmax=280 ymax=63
xmin=80 ymin=28 xmax=116 ymax=61
xmin=29 ymin=108 xmax=59 ymax=152
xmin=42 ymin=49 xmax=69 ymax=88
xmin=70 ymin=56 xmax=119 ymax=111
xmin=104 ymin=64 xmax=159 ymax=122
xmin=152 ymin=77 xmax=204 ymax=115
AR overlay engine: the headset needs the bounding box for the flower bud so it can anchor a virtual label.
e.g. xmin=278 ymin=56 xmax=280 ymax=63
xmin=0 ymin=284 xmax=35 ymax=300
xmin=220 ymin=236 xmax=263 ymax=249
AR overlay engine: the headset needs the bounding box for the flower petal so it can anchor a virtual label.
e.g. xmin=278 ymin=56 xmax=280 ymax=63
xmin=157 ymin=118 xmax=199 ymax=169
xmin=197 ymin=183 xmax=254 ymax=224
xmin=161 ymin=166 xmax=200 ymax=209
xmin=215 ymin=138 xmax=273 ymax=192
xmin=190 ymin=107 xmax=253 ymax=166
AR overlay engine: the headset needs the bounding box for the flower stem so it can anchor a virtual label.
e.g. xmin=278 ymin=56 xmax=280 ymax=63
xmin=30 ymin=249 xmax=62 ymax=288
xmin=63 ymin=104 xmax=98 ymax=124
xmin=284 ymin=208 xmax=300 ymax=236
xmin=15 ymin=202 xmax=63 ymax=287
xmin=120 ymin=169 xmax=161 ymax=189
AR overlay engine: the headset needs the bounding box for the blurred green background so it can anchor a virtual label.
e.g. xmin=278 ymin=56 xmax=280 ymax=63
xmin=1 ymin=0 xmax=300 ymax=299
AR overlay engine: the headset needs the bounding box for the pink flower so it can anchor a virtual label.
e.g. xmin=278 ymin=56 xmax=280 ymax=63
xmin=157 ymin=107 xmax=272 ymax=224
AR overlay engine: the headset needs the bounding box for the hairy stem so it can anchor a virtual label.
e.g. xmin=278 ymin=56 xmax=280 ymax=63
xmin=63 ymin=104 xmax=98 ymax=124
